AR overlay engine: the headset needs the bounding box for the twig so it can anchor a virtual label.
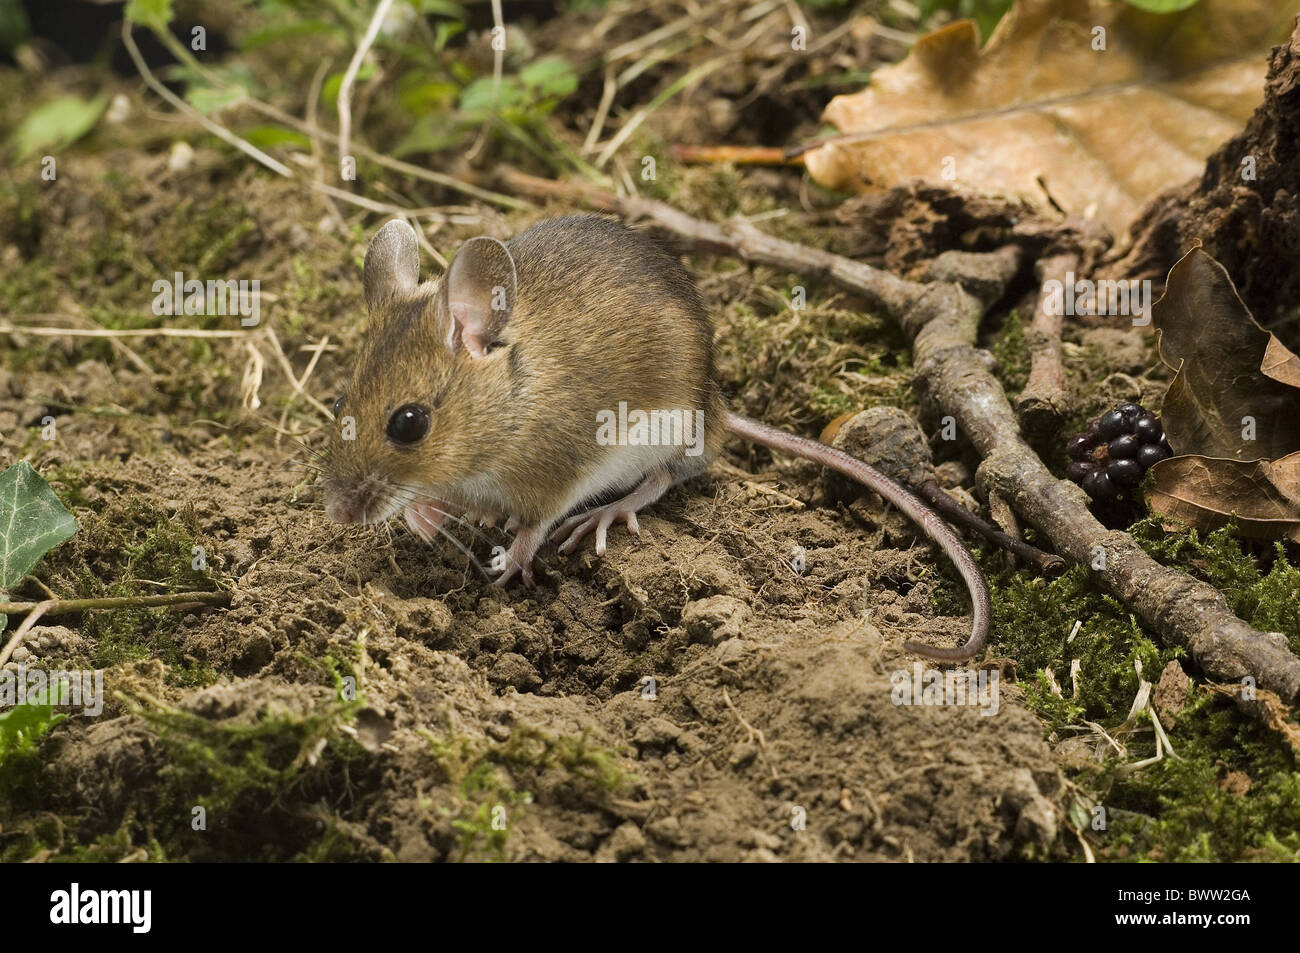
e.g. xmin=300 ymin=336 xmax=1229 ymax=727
xmin=0 ymin=592 xmax=230 ymax=616
xmin=263 ymin=327 xmax=333 ymax=419
xmin=465 ymin=0 xmax=506 ymax=164
xmin=0 ymin=600 xmax=55 ymax=667
xmin=124 ymin=18 xmax=528 ymax=211
xmin=337 ymin=0 xmax=396 ymax=173
xmin=0 ymin=322 xmax=253 ymax=339
xmin=594 ymin=57 xmax=728 ymax=168
xmin=914 ymin=479 xmax=1065 ymax=576
xmin=1016 ymin=253 xmax=1076 ymax=439
xmin=582 ymin=66 xmax=618 ymax=156
xmin=276 ymin=335 xmax=330 ymax=448
xmin=120 ymin=20 xmax=291 ymax=178
xmin=0 ymin=592 xmax=230 ymax=666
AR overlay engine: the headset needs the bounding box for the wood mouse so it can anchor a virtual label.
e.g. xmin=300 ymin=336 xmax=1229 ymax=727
xmin=322 ymin=215 xmax=990 ymax=661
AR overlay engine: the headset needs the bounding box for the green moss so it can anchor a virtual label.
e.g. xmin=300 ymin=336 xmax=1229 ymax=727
xmin=936 ymin=519 xmax=1300 ymax=862
xmin=33 ymin=496 xmax=221 ymax=684
xmin=989 ymin=309 xmax=1030 ymax=394
xmin=426 ymin=724 xmax=627 ymax=861
xmin=716 ymin=294 xmax=913 ymax=428
xmin=1131 ymin=520 xmax=1300 ymax=654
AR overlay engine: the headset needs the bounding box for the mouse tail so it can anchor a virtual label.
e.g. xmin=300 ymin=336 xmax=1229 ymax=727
xmin=723 ymin=411 xmax=991 ymax=662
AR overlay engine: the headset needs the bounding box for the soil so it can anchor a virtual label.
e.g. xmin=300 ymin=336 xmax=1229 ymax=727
xmin=6 ymin=0 xmax=1296 ymax=865
xmin=0 ymin=145 xmax=1066 ymax=862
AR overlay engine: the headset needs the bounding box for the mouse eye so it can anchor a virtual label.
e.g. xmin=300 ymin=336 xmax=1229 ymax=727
xmin=387 ymin=403 xmax=431 ymax=444
xmin=332 ymin=395 xmax=344 ymax=418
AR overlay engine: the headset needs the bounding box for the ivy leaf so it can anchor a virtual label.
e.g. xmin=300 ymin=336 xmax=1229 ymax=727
xmin=0 ymin=461 xmax=78 ymax=593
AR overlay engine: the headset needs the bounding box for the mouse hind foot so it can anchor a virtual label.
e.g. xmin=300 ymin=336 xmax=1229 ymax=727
xmin=552 ymin=469 xmax=675 ymax=556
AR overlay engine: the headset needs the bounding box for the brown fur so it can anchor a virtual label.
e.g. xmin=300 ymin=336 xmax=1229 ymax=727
xmin=324 ymin=216 xmax=726 ymax=527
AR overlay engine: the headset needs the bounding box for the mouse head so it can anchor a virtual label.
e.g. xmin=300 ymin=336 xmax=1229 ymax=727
xmin=322 ymin=219 xmax=518 ymax=526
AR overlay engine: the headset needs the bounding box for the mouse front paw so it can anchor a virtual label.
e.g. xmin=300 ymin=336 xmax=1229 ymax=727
xmin=492 ymin=525 xmax=544 ymax=587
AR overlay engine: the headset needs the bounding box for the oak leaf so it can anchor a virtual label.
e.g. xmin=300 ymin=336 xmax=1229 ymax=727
xmin=801 ymin=0 xmax=1297 ymax=237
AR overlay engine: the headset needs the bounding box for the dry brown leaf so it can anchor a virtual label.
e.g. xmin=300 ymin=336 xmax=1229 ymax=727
xmin=1153 ymin=247 xmax=1300 ymax=461
xmin=1146 ymin=451 xmax=1300 ymax=543
xmin=801 ymin=0 xmax=1297 ymax=238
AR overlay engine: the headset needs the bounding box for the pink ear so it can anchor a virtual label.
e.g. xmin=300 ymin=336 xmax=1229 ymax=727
xmin=444 ymin=237 xmax=517 ymax=358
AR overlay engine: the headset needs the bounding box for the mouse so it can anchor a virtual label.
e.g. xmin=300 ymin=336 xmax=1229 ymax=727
xmin=321 ymin=215 xmax=990 ymax=661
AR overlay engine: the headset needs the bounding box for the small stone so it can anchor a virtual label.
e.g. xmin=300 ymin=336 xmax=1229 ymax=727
xmin=647 ymin=815 xmax=687 ymax=847
xmin=11 ymin=646 xmax=30 ymax=662
xmin=714 ymin=638 xmax=746 ymax=664
xmin=168 ymin=141 xmax=196 ymax=173
xmin=728 ymin=741 xmax=757 ymax=768
xmin=105 ymin=93 xmax=132 ymax=124
xmin=934 ymin=460 xmax=971 ymax=489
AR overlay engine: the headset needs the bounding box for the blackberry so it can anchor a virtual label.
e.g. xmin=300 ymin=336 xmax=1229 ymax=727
xmin=1065 ymin=402 xmax=1172 ymax=504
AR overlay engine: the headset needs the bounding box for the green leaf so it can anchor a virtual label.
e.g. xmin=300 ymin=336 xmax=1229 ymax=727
xmin=434 ymin=19 xmax=465 ymax=52
xmin=173 ymin=62 xmax=259 ymax=115
xmin=393 ymin=113 xmax=475 ymax=157
xmin=322 ymin=65 xmax=378 ymax=110
xmin=1123 ymin=0 xmax=1200 ymax=10
xmin=8 ymin=93 xmax=109 ymax=160
xmin=240 ymin=18 xmax=341 ymax=51
xmin=245 ymin=125 xmax=313 ymax=151
xmin=458 ymin=76 xmax=525 ymax=113
xmin=124 ymin=0 xmax=175 ymax=30
xmin=519 ymin=57 xmax=579 ymax=100
xmin=0 ymin=461 xmax=78 ymax=593
xmin=411 ymin=0 xmax=466 ymax=15
xmin=0 ymin=700 xmax=67 ymax=761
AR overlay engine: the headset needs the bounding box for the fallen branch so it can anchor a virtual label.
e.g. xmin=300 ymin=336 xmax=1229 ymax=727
xmin=0 ymin=592 xmax=230 ymax=666
xmin=1016 ymin=253 xmax=1076 ymax=440
xmin=481 ymin=166 xmax=1300 ymax=703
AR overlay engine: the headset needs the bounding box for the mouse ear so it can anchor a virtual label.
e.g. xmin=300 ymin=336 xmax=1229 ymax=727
xmin=363 ymin=219 xmax=420 ymax=312
xmin=441 ymin=236 xmax=517 ymax=359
